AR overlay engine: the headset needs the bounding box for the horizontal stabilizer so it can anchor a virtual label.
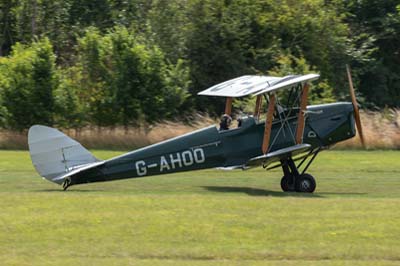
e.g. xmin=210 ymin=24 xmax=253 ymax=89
xmin=52 ymin=161 xmax=105 ymax=182
xmin=246 ymin=144 xmax=311 ymax=168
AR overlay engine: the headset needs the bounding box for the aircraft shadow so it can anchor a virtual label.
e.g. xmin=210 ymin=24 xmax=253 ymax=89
xmin=202 ymin=186 xmax=322 ymax=198
xmin=316 ymin=192 xmax=367 ymax=196
xmin=33 ymin=188 xmax=104 ymax=193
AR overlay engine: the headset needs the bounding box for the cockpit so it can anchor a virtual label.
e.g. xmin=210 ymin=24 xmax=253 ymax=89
xmin=218 ymin=114 xmax=256 ymax=133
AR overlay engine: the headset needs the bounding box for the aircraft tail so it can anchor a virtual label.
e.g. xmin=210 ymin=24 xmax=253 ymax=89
xmin=28 ymin=125 xmax=100 ymax=184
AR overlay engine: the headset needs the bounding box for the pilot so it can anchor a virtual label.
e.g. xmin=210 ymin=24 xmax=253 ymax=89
xmin=237 ymin=117 xmax=243 ymax=127
xmin=219 ymin=114 xmax=232 ymax=131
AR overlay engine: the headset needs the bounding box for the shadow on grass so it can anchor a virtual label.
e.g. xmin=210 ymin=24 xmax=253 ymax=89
xmin=317 ymin=191 xmax=368 ymax=196
xmin=202 ymin=186 xmax=322 ymax=197
xmin=33 ymin=188 xmax=105 ymax=193
xmin=203 ymin=186 xmax=368 ymax=197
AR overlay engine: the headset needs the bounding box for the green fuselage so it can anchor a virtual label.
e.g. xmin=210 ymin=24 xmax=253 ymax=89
xmin=71 ymin=102 xmax=355 ymax=185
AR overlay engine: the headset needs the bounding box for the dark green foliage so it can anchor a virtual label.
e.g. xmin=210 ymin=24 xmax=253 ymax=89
xmin=0 ymin=0 xmax=399 ymax=130
xmin=69 ymin=0 xmax=113 ymax=30
xmin=268 ymin=53 xmax=337 ymax=105
xmin=0 ymin=0 xmax=17 ymax=56
xmin=346 ymin=0 xmax=400 ymax=107
xmin=75 ymin=27 xmax=190 ymax=126
xmin=54 ymin=67 xmax=86 ymax=129
xmin=0 ymin=38 xmax=57 ymax=130
xmin=183 ymin=0 xmax=351 ymax=113
xmin=75 ymin=28 xmax=115 ymax=127
xmin=163 ymin=59 xmax=192 ymax=117
xmin=185 ymin=0 xmax=256 ymax=114
xmin=30 ymin=39 xmax=57 ymax=125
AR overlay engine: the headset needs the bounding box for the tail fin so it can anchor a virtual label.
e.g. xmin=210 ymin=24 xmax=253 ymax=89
xmin=28 ymin=125 xmax=99 ymax=184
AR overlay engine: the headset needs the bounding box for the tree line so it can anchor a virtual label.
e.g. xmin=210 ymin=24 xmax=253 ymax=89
xmin=0 ymin=0 xmax=399 ymax=130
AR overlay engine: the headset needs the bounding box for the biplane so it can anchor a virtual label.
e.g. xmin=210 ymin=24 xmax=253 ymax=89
xmin=28 ymin=66 xmax=364 ymax=193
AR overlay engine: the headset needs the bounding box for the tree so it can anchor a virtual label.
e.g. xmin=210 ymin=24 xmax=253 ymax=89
xmin=0 ymin=38 xmax=58 ymax=130
xmin=0 ymin=0 xmax=17 ymax=56
xmin=68 ymin=0 xmax=113 ymax=30
xmin=268 ymin=0 xmax=350 ymax=95
xmin=346 ymin=0 xmax=400 ymax=107
xmin=76 ymin=27 xmax=115 ymax=127
xmin=268 ymin=53 xmax=336 ymax=105
xmin=75 ymin=26 xmax=190 ymax=128
xmin=54 ymin=67 xmax=86 ymax=129
xmin=146 ymin=0 xmax=190 ymax=63
xmin=185 ymin=0 xmax=258 ymax=114
xmin=108 ymin=27 xmax=190 ymax=125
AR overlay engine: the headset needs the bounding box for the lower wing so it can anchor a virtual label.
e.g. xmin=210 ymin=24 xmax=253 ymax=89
xmin=245 ymin=144 xmax=312 ymax=169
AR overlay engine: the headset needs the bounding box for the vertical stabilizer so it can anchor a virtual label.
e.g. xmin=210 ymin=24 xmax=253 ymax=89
xmin=28 ymin=125 xmax=98 ymax=184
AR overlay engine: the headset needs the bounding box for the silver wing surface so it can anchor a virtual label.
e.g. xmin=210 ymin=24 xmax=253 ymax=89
xmin=246 ymin=144 xmax=312 ymax=168
xmin=198 ymin=74 xmax=319 ymax=98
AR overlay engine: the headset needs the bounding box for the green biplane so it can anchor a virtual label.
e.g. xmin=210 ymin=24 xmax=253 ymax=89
xmin=28 ymin=67 xmax=364 ymax=193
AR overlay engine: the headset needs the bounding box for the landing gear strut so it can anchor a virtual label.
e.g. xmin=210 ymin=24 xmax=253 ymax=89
xmin=279 ymin=148 xmax=320 ymax=193
xmin=280 ymin=158 xmax=316 ymax=193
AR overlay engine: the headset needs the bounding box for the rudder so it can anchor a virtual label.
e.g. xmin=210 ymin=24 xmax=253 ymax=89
xmin=28 ymin=125 xmax=99 ymax=184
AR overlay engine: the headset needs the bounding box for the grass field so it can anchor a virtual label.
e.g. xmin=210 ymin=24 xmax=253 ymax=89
xmin=1 ymin=150 xmax=400 ymax=265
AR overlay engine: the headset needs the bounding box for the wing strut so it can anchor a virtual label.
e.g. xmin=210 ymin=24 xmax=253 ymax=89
xmin=295 ymin=83 xmax=309 ymax=144
xmin=225 ymin=97 xmax=233 ymax=115
xmin=253 ymin=95 xmax=263 ymax=121
xmin=262 ymin=93 xmax=276 ymax=154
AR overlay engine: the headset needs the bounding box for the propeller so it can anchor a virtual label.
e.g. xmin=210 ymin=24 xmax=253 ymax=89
xmin=346 ymin=64 xmax=366 ymax=148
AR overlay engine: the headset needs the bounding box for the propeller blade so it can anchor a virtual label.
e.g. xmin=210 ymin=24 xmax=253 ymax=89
xmin=346 ymin=64 xmax=366 ymax=148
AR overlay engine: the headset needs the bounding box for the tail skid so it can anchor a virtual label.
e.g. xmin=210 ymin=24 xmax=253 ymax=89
xmin=28 ymin=125 xmax=102 ymax=185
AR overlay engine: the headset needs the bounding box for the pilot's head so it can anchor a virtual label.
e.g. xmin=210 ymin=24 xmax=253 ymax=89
xmin=221 ymin=114 xmax=232 ymax=127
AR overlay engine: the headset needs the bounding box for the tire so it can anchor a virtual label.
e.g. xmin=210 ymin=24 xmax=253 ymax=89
xmin=295 ymin=173 xmax=316 ymax=193
xmin=280 ymin=176 xmax=294 ymax=192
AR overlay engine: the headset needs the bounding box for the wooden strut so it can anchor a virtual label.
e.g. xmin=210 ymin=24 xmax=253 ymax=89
xmin=262 ymin=94 xmax=276 ymax=154
xmin=225 ymin=97 xmax=233 ymax=115
xmin=295 ymin=83 xmax=309 ymax=144
xmin=253 ymin=95 xmax=263 ymax=120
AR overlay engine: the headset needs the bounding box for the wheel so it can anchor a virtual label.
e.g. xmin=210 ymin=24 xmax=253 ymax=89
xmin=62 ymin=178 xmax=71 ymax=191
xmin=295 ymin=173 xmax=316 ymax=193
xmin=280 ymin=176 xmax=295 ymax=192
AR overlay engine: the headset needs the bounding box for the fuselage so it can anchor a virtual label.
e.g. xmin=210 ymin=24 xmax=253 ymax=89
xmin=72 ymin=102 xmax=356 ymax=185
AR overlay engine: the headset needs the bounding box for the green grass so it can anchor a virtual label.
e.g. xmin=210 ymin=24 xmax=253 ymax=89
xmin=1 ymin=150 xmax=400 ymax=265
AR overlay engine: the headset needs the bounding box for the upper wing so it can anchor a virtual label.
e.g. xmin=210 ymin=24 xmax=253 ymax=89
xmin=198 ymin=75 xmax=280 ymax=97
xmin=245 ymin=144 xmax=312 ymax=168
xmin=253 ymin=74 xmax=319 ymax=96
xmin=197 ymin=74 xmax=319 ymax=98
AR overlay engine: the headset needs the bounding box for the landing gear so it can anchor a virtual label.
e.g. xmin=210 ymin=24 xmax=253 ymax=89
xmin=280 ymin=157 xmax=300 ymax=192
xmin=278 ymin=148 xmax=320 ymax=193
xmin=295 ymin=174 xmax=316 ymax=193
xmin=62 ymin=178 xmax=72 ymax=191
xmin=280 ymin=175 xmax=294 ymax=192
xmin=280 ymin=173 xmax=316 ymax=193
